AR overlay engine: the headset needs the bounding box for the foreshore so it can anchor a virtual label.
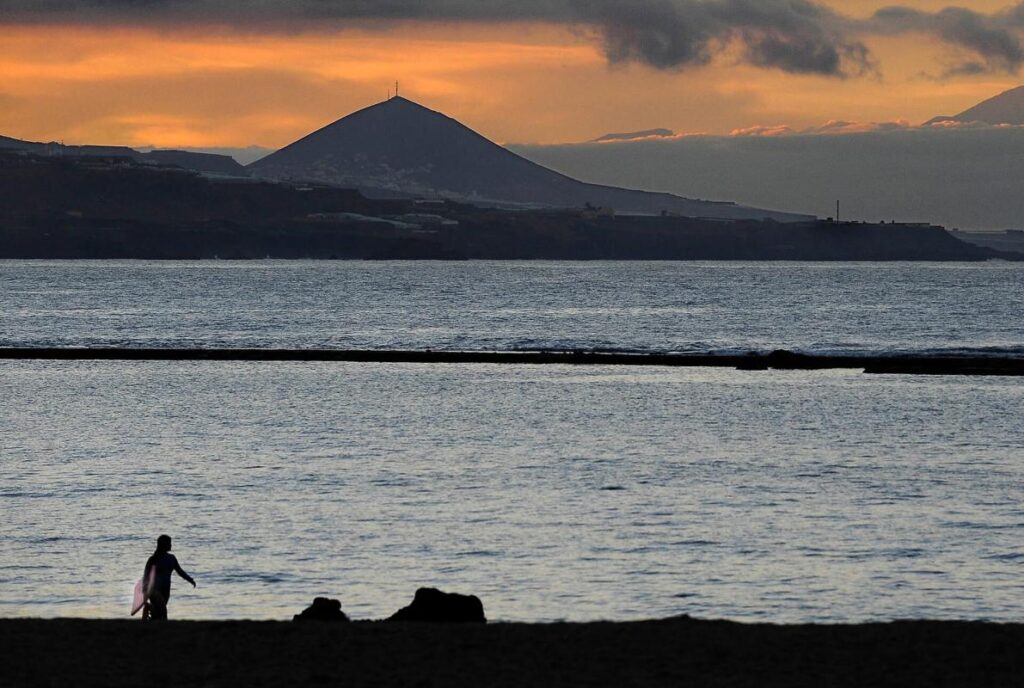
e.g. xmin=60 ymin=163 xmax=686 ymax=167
xmin=2 ymin=616 xmax=1020 ymax=687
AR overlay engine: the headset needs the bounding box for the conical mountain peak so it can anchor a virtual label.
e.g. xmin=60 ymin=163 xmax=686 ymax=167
xmin=356 ymin=95 xmax=435 ymax=117
xmin=302 ymin=96 xmax=459 ymax=140
xmin=379 ymin=95 xmax=422 ymax=107
xmin=250 ymin=98 xmax=808 ymax=221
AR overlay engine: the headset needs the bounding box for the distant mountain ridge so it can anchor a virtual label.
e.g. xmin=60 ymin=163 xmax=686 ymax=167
xmin=249 ymin=97 xmax=810 ymax=221
xmin=927 ymin=85 xmax=1024 ymax=126
xmin=0 ymin=134 xmax=247 ymax=176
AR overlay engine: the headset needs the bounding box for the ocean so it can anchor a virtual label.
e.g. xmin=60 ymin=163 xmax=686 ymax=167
xmin=1 ymin=260 xmax=1022 ymax=622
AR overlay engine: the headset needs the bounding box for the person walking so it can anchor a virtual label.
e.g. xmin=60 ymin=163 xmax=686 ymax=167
xmin=142 ymin=534 xmax=195 ymax=620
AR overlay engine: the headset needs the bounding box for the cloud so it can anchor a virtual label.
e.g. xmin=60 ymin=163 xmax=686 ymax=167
xmin=594 ymin=0 xmax=874 ymax=77
xmin=924 ymin=118 xmax=1004 ymax=129
xmin=592 ymin=128 xmax=677 ymax=143
xmin=0 ymin=0 xmax=876 ymax=77
xmin=729 ymin=124 xmax=794 ymax=137
xmin=805 ymin=119 xmax=912 ymax=134
xmin=726 ymin=118 xmax=915 ymax=137
xmin=865 ymin=4 xmax=1024 ymax=76
xmin=3 ymin=1 xmax=1024 ymax=78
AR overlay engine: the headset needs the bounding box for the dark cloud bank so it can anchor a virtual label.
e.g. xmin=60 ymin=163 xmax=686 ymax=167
xmin=5 ymin=0 xmax=1024 ymax=77
xmin=511 ymin=126 xmax=1024 ymax=230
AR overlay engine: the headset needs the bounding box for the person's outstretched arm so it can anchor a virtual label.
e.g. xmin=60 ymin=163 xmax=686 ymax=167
xmin=173 ymin=558 xmax=196 ymax=587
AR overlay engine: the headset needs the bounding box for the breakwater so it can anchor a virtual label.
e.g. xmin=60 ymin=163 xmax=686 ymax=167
xmin=2 ymin=347 xmax=1022 ymax=375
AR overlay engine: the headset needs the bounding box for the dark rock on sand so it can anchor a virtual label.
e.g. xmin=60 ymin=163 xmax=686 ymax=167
xmin=293 ymin=597 xmax=349 ymax=622
xmin=388 ymin=587 xmax=486 ymax=623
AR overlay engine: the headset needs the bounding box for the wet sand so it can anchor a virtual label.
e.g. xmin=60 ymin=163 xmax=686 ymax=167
xmin=2 ymin=616 xmax=1020 ymax=687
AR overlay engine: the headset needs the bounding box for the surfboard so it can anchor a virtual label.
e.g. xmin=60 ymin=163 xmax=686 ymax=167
xmin=130 ymin=578 xmax=146 ymax=616
xmin=131 ymin=568 xmax=155 ymax=616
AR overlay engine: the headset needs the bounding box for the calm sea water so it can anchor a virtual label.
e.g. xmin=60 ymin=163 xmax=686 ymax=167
xmin=1 ymin=260 xmax=1022 ymax=355
xmin=0 ymin=261 xmax=1022 ymax=622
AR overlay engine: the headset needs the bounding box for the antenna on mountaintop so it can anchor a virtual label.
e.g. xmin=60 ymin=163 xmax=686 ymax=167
xmin=395 ymin=80 xmax=399 ymax=98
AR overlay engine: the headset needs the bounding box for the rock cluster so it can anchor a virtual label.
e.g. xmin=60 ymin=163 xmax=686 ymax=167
xmin=387 ymin=587 xmax=486 ymax=623
xmin=293 ymin=597 xmax=349 ymax=622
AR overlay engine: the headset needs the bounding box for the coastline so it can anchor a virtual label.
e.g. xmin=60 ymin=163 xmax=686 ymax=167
xmin=2 ymin=616 xmax=1020 ymax=687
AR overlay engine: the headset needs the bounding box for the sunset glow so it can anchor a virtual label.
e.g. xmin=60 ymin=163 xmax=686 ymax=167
xmin=2 ymin=1 xmax=1024 ymax=148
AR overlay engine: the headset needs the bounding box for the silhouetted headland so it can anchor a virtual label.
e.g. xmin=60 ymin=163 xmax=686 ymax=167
xmin=3 ymin=115 xmax=1022 ymax=261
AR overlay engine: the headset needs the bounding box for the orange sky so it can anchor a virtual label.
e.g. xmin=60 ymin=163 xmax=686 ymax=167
xmin=1 ymin=0 xmax=1022 ymax=148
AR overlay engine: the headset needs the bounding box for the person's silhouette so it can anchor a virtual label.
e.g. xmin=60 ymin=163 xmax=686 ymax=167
xmin=143 ymin=534 xmax=195 ymax=620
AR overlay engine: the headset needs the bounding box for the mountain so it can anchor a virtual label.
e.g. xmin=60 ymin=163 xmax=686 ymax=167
xmin=0 ymin=135 xmax=247 ymax=176
xmin=249 ymin=97 xmax=810 ymax=221
xmin=142 ymin=150 xmax=249 ymax=176
xmin=927 ymin=85 xmax=1024 ymax=126
xmin=1 ymin=134 xmax=34 ymax=151
xmin=137 ymin=146 xmax=274 ymax=166
xmin=0 ymin=134 xmax=142 ymax=158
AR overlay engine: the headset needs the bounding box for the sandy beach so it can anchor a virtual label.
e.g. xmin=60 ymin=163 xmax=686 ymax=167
xmin=2 ymin=616 xmax=1020 ymax=687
